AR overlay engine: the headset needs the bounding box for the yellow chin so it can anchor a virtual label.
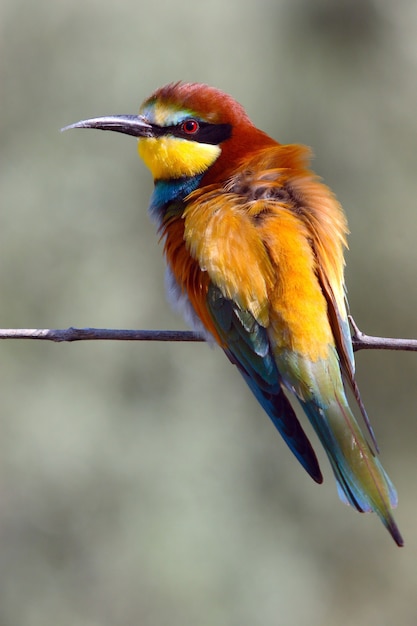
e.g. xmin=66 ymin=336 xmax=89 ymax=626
xmin=138 ymin=136 xmax=221 ymax=180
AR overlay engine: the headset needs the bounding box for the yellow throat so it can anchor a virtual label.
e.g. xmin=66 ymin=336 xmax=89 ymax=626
xmin=138 ymin=136 xmax=221 ymax=180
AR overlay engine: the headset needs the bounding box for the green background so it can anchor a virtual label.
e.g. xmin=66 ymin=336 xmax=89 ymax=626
xmin=1 ymin=0 xmax=417 ymax=624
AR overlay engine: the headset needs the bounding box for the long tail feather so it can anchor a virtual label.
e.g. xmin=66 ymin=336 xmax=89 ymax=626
xmin=276 ymin=349 xmax=403 ymax=545
xmin=301 ymin=395 xmax=403 ymax=546
xmin=242 ymin=372 xmax=323 ymax=484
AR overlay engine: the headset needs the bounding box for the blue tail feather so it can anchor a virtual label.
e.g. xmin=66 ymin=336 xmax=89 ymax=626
xmin=241 ymin=373 xmax=322 ymax=484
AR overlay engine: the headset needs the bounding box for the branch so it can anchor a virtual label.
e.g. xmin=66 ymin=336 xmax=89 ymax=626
xmin=0 ymin=328 xmax=205 ymax=342
xmin=0 ymin=318 xmax=415 ymax=352
xmin=348 ymin=316 xmax=417 ymax=352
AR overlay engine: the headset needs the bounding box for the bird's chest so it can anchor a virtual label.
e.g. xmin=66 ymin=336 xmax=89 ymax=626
xmin=152 ymin=193 xmax=221 ymax=342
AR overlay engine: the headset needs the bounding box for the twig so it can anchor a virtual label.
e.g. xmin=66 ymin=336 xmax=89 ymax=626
xmin=0 ymin=328 xmax=205 ymax=342
xmin=0 ymin=319 xmax=415 ymax=352
xmin=348 ymin=316 xmax=417 ymax=352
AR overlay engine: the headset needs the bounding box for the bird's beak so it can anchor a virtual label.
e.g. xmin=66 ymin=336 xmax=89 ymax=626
xmin=61 ymin=114 xmax=154 ymax=138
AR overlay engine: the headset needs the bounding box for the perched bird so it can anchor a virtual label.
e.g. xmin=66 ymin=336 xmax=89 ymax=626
xmin=63 ymin=82 xmax=403 ymax=545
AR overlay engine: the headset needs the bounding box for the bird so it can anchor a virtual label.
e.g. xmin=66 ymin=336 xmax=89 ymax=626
xmin=63 ymin=82 xmax=403 ymax=546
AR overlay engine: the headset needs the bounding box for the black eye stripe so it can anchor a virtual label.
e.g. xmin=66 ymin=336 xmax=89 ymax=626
xmin=151 ymin=122 xmax=232 ymax=145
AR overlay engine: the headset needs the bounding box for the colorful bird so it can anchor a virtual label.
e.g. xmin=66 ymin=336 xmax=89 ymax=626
xmin=63 ymin=82 xmax=403 ymax=545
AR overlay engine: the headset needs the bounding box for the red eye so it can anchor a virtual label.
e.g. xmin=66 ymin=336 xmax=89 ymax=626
xmin=181 ymin=119 xmax=199 ymax=134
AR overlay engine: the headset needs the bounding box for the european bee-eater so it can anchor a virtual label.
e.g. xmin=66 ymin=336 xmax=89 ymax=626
xmin=64 ymin=82 xmax=403 ymax=545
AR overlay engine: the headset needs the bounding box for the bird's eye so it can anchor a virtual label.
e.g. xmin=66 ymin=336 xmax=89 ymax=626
xmin=181 ymin=119 xmax=199 ymax=134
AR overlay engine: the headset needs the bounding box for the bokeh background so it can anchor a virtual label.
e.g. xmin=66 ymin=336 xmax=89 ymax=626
xmin=1 ymin=0 xmax=417 ymax=624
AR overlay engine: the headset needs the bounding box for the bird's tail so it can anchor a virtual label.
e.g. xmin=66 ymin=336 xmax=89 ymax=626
xmin=241 ymin=372 xmax=323 ymax=484
xmin=276 ymin=348 xmax=403 ymax=546
xmin=301 ymin=394 xmax=403 ymax=546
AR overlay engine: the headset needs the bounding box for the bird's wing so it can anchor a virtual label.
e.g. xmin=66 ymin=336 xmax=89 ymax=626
xmin=285 ymin=168 xmax=378 ymax=449
xmin=207 ymin=283 xmax=323 ymax=483
xmin=180 ymin=146 xmax=400 ymax=543
xmin=223 ymin=142 xmax=376 ymax=448
xmin=182 ymin=184 xmax=322 ymax=482
xmin=182 ymin=143 xmax=377 ymax=473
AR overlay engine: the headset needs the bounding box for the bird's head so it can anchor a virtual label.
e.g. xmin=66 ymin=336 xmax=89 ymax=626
xmin=63 ymin=82 xmax=276 ymax=182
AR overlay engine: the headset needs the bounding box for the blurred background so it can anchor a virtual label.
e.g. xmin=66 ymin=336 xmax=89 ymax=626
xmin=1 ymin=0 xmax=417 ymax=624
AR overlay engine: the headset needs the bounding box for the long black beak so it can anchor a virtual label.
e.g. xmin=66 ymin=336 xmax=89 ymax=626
xmin=61 ymin=114 xmax=154 ymax=138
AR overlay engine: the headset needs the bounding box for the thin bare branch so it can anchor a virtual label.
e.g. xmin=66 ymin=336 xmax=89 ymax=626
xmin=0 ymin=328 xmax=205 ymax=343
xmin=0 ymin=317 xmax=417 ymax=352
xmin=0 ymin=319 xmax=415 ymax=353
xmin=348 ymin=316 xmax=417 ymax=352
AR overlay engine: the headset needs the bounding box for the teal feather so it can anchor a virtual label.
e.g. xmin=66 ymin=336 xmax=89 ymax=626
xmin=207 ymin=285 xmax=322 ymax=483
xmin=276 ymin=349 xmax=403 ymax=545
